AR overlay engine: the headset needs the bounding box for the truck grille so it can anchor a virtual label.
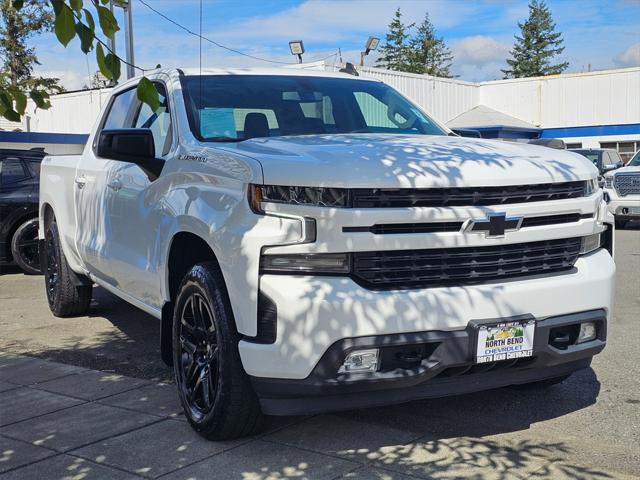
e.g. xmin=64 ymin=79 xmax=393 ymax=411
xmin=351 ymin=181 xmax=587 ymax=208
xmin=352 ymin=237 xmax=581 ymax=290
xmin=614 ymin=173 xmax=640 ymax=196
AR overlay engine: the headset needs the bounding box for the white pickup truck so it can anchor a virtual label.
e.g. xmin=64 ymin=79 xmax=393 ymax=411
xmin=39 ymin=68 xmax=615 ymax=440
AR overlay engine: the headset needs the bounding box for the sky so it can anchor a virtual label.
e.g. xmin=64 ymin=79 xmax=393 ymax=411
xmin=31 ymin=0 xmax=640 ymax=90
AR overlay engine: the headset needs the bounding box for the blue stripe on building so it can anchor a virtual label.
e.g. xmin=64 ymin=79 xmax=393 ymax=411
xmin=540 ymin=124 xmax=640 ymax=138
xmin=0 ymin=131 xmax=88 ymax=144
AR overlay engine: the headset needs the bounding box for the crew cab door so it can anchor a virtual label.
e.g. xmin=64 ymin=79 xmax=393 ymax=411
xmin=101 ymin=83 xmax=173 ymax=309
xmin=75 ymin=87 xmax=139 ymax=281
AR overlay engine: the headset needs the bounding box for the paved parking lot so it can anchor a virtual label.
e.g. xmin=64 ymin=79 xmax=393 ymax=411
xmin=0 ymin=226 xmax=638 ymax=479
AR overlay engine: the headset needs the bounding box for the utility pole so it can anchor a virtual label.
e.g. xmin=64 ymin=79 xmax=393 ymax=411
xmin=107 ymin=0 xmax=136 ymax=81
xmin=123 ymin=0 xmax=135 ymax=79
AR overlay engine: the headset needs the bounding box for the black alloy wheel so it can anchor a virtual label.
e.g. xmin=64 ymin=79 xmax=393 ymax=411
xmin=11 ymin=218 xmax=41 ymax=274
xmin=177 ymin=292 xmax=220 ymax=420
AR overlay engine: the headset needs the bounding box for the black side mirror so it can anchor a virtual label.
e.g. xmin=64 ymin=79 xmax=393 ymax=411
xmin=97 ymin=129 xmax=165 ymax=181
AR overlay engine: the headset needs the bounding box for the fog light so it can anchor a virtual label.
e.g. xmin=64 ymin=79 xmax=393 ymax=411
xmin=338 ymin=349 xmax=379 ymax=374
xmin=577 ymin=322 xmax=597 ymax=344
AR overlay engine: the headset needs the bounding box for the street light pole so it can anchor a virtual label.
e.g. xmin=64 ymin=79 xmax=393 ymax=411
xmin=107 ymin=0 xmax=136 ymax=81
xmin=123 ymin=0 xmax=135 ymax=79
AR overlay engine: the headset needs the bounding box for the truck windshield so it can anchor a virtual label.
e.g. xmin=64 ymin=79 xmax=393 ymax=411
xmin=180 ymin=74 xmax=446 ymax=142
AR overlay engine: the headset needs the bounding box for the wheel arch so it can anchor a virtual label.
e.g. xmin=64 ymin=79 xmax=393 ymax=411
xmin=160 ymin=230 xmax=222 ymax=366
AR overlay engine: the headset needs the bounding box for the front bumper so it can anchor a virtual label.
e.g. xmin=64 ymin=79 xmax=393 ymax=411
xmin=253 ymin=309 xmax=605 ymax=415
xmin=605 ymin=191 xmax=640 ymax=220
xmin=239 ymin=248 xmax=615 ymax=380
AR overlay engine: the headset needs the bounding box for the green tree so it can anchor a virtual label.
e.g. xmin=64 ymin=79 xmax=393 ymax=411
xmin=0 ymin=0 xmax=64 ymax=95
xmin=502 ymin=0 xmax=569 ymax=78
xmin=375 ymin=8 xmax=413 ymax=72
xmin=407 ymin=12 xmax=453 ymax=77
xmin=0 ymin=0 xmax=158 ymax=122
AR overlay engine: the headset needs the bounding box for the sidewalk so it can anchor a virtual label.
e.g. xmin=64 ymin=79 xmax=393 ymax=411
xmin=0 ymin=352 xmax=637 ymax=480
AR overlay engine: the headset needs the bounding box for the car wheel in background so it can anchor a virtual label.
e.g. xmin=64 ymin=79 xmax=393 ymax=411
xmin=615 ymin=218 xmax=627 ymax=229
xmin=10 ymin=218 xmax=41 ymax=275
xmin=44 ymin=219 xmax=92 ymax=317
xmin=173 ymin=262 xmax=263 ymax=440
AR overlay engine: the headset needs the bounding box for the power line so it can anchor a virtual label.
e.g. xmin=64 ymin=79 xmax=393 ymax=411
xmin=138 ymin=0 xmax=294 ymax=65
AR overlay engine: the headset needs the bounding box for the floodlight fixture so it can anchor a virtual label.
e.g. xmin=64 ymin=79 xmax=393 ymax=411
xmin=289 ymin=40 xmax=305 ymax=63
xmin=360 ymin=36 xmax=380 ymax=66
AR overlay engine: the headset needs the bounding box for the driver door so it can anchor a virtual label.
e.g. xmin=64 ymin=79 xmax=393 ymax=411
xmin=102 ymin=83 xmax=173 ymax=310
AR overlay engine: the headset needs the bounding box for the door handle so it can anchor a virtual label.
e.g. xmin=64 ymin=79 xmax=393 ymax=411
xmin=107 ymin=179 xmax=122 ymax=191
xmin=74 ymin=176 xmax=86 ymax=189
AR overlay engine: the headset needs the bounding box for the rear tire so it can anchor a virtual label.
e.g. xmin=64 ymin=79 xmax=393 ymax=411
xmin=615 ymin=218 xmax=627 ymax=229
xmin=173 ymin=262 xmax=263 ymax=440
xmin=11 ymin=218 xmax=41 ymax=275
xmin=510 ymin=373 xmax=572 ymax=390
xmin=44 ymin=220 xmax=92 ymax=317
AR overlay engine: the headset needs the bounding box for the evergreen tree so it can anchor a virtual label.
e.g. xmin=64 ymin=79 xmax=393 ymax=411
xmin=375 ymin=8 xmax=413 ymax=72
xmin=407 ymin=12 xmax=453 ymax=77
xmin=502 ymin=0 xmax=569 ymax=78
xmin=0 ymin=0 xmax=63 ymax=94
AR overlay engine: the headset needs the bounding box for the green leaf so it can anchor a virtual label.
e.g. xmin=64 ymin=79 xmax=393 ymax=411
xmin=95 ymin=43 xmax=112 ymax=80
xmin=30 ymin=90 xmax=52 ymax=110
xmin=70 ymin=0 xmax=83 ymax=11
xmin=83 ymin=8 xmax=95 ymax=31
xmin=137 ymin=77 xmax=160 ymax=113
xmin=0 ymin=93 xmax=20 ymax=121
xmin=75 ymin=22 xmax=94 ymax=53
xmin=96 ymin=5 xmax=120 ymax=38
xmin=12 ymin=0 xmax=24 ymax=10
xmin=12 ymin=90 xmax=27 ymax=115
xmin=53 ymin=2 xmax=76 ymax=47
xmin=105 ymin=53 xmax=121 ymax=82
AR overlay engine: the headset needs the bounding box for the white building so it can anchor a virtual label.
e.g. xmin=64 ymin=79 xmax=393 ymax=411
xmin=2 ymin=64 xmax=639 ymax=161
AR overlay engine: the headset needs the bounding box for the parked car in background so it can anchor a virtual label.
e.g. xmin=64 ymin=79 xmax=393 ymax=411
xmin=603 ymin=150 xmax=640 ymax=228
xmin=40 ymin=68 xmax=615 ymax=440
xmin=570 ymin=148 xmax=624 ymax=175
xmin=0 ymin=148 xmax=46 ymax=274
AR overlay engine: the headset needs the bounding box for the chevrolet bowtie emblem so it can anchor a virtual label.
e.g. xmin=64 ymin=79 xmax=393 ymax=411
xmin=466 ymin=213 xmax=523 ymax=238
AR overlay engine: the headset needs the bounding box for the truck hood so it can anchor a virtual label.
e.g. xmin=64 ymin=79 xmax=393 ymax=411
xmin=221 ymin=134 xmax=597 ymax=188
xmin=606 ymin=165 xmax=640 ymax=177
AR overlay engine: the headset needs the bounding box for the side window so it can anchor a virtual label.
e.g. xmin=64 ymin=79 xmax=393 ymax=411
xmin=0 ymin=158 xmax=29 ymax=185
xmin=103 ymin=88 xmax=138 ymax=130
xmin=134 ymin=83 xmax=172 ymax=157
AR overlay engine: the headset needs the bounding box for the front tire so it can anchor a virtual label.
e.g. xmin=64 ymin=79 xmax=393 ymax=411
xmin=44 ymin=220 xmax=92 ymax=317
xmin=173 ymin=262 xmax=263 ymax=440
xmin=11 ymin=218 xmax=41 ymax=275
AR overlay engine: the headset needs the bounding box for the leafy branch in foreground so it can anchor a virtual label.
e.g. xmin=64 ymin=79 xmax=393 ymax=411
xmin=2 ymin=0 xmax=159 ymax=122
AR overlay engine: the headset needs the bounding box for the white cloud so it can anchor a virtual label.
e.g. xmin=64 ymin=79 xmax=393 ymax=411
xmin=207 ymin=0 xmax=480 ymax=45
xmin=451 ymin=35 xmax=511 ymax=66
xmin=615 ymin=43 xmax=640 ymax=67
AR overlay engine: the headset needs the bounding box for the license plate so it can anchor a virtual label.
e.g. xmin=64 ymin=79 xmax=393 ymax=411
xmin=475 ymin=320 xmax=535 ymax=364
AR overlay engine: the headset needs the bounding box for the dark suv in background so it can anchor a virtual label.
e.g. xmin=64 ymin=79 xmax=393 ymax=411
xmin=570 ymin=148 xmax=624 ymax=175
xmin=0 ymin=148 xmax=46 ymax=274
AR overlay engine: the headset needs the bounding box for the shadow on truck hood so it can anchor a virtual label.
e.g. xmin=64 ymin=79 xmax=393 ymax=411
xmin=221 ymin=134 xmax=597 ymax=188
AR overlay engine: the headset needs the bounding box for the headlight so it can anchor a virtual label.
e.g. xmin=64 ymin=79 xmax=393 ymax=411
xmin=584 ymin=178 xmax=598 ymax=196
xmin=580 ymin=232 xmax=604 ymax=255
xmin=604 ymin=176 xmax=614 ymax=189
xmin=260 ymin=253 xmax=351 ymax=274
xmin=249 ymin=184 xmax=348 ymax=213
